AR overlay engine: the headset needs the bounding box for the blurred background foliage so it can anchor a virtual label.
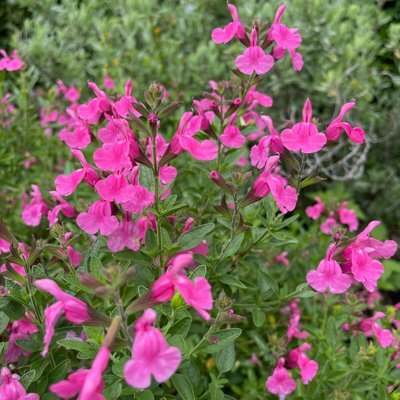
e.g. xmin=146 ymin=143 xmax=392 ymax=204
xmin=0 ymin=0 xmax=399 ymax=239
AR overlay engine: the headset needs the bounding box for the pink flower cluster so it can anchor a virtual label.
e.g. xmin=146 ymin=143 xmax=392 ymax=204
xmin=307 ymin=222 xmax=397 ymax=294
xmin=212 ymin=3 xmax=303 ymax=73
xmin=306 ymin=197 xmax=359 ymax=234
xmin=266 ymin=343 xmax=318 ymax=399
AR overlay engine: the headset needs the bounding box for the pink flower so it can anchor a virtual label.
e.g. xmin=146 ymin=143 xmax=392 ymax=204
xmin=285 ymin=301 xmax=309 ymax=342
xmin=103 ymin=74 xmax=115 ymax=90
xmin=71 ymin=150 xmax=100 ymax=186
xmin=59 ymin=124 xmax=91 ymax=149
xmin=287 ymin=343 xmax=318 ymax=384
xmin=211 ymin=4 xmax=245 ymax=44
xmin=245 ymin=86 xmax=273 ymax=108
xmin=268 ymin=4 xmax=303 ymax=71
xmin=252 ymin=156 xmax=298 ymax=214
xmin=48 ymin=191 xmax=77 ymax=227
xmin=320 ymin=212 xmax=338 ymax=235
xmin=5 ymin=318 xmax=38 ymax=363
xmin=0 ymin=367 xmax=39 ymax=400
xmin=171 ymin=112 xmax=218 ymax=161
xmin=113 ymin=80 xmax=140 ymax=118
xmin=275 ymin=251 xmax=290 ymax=266
xmin=77 ymin=82 xmax=110 ymax=124
xmin=152 ymin=254 xmax=213 ymax=319
xmin=67 ymin=246 xmax=82 ymax=267
xmin=95 ymin=174 xmax=128 ymax=202
xmin=55 ymin=169 xmax=85 ymax=196
xmin=0 ymin=50 xmax=24 ymax=71
xmin=21 ymin=185 xmax=48 ymax=227
xmin=350 ymin=250 xmax=384 ymax=293
xmin=159 ymin=165 xmax=177 ymax=185
xmin=107 ymin=218 xmax=142 ymax=252
xmin=343 ymin=221 xmax=397 ymax=292
xmin=0 ymin=238 xmax=10 ymax=253
xmin=34 ymin=279 xmax=90 ymax=356
xmin=50 ymin=346 xmax=110 ymax=399
xmin=76 ymin=200 xmax=119 ymax=236
xmin=307 ymin=245 xmax=352 ymax=294
xmin=305 ymin=197 xmax=325 ymax=220
xmin=93 ymin=141 xmax=132 ymax=171
xmin=120 ymin=185 xmax=155 ymax=214
xmin=250 ymin=136 xmax=273 ymax=169
xmin=326 ymin=102 xmax=365 ymax=144
xmin=265 ymin=358 xmax=297 ymax=398
xmin=281 ymin=99 xmax=326 ymax=153
xmin=358 ymin=312 xmax=394 ymax=349
xmin=124 ymin=309 xmax=182 ymax=389
xmin=220 ymin=114 xmax=246 ymax=148
xmin=235 ymin=28 xmax=274 ymax=75
xmin=175 ymin=275 xmax=213 ymax=320
xmin=337 ymin=202 xmax=359 ymax=231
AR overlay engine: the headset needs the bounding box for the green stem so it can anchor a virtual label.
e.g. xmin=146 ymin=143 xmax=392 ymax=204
xmin=114 ymin=290 xmax=133 ymax=347
xmin=151 ymin=131 xmax=163 ymax=268
xmin=296 ymin=153 xmax=308 ymax=192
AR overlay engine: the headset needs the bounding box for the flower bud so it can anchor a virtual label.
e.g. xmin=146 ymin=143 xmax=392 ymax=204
xmin=210 ymin=171 xmax=235 ymax=194
xmin=148 ymin=112 xmax=159 ymax=138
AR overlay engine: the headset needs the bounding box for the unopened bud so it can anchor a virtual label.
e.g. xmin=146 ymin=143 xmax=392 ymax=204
xmin=210 ymin=171 xmax=235 ymax=194
xmin=148 ymin=112 xmax=159 ymax=138
xmin=79 ymin=272 xmax=105 ymax=291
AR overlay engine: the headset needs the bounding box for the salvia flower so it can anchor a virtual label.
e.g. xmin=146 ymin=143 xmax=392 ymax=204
xmin=343 ymin=221 xmax=397 ymax=292
xmin=50 ymin=346 xmax=110 ymax=399
xmin=124 ymin=309 xmax=182 ymax=389
xmin=34 ymin=279 xmax=90 ymax=356
xmin=347 ymin=312 xmax=395 ymax=349
xmin=152 ymin=254 xmax=213 ymax=320
xmin=4 ymin=318 xmax=38 ymax=363
xmin=251 ymin=155 xmax=298 ymax=214
xmin=307 ymin=244 xmax=352 ymax=294
xmin=0 ymin=50 xmax=24 ymax=71
xmin=0 ymin=368 xmax=39 ymax=400
xmin=281 ymin=99 xmax=326 ymax=153
xmin=235 ymin=27 xmax=274 ymax=75
xmin=268 ymin=3 xmax=303 ymax=71
xmin=265 ymin=358 xmax=297 ymax=399
xmin=287 ymin=343 xmax=318 ymax=384
xmin=211 ymin=4 xmax=245 ymax=44
xmin=326 ymin=101 xmax=365 ymax=144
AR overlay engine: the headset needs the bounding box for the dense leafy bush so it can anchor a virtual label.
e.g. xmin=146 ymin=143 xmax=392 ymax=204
xmin=0 ymin=1 xmax=399 ymax=400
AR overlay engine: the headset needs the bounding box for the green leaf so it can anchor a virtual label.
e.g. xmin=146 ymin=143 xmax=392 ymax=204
xmin=223 ymin=233 xmax=244 ymax=258
xmin=20 ymin=370 xmax=35 ymax=389
xmin=135 ymin=390 xmax=154 ymax=400
xmin=16 ymin=338 xmax=42 ymax=352
xmin=188 ymin=265 xmax=207 ymax=279
xmin=177 ymin=223 xmax=214 ymax=252
xmin=103 ymin=381 xmax=122 ymax=400
xmin=57 ymin=339 xmax=93 ymax=353
xmin=271 ymin=214 xmax=299 ymax=230
xmin=168 ymin=315 xmax=192 ymax=338
xmin=219 ymin=275 xmax=247 ymax=289
xmin=0 ymin=311 xmax=9 ymax=334
xmin=49 ymin=360 xmax=70 ymax=384
xmin=139 ymin=166 xmax=154 ymax=191
xmin=216 ymin=342 xmax=235 ymax=373
xmin=112 ymin=356 xmax=130 ymax=378
xmin=201 ymin=328 xmax=242 ymax=354
xmin=171 ymin=374 xmax=195 ymax=400
xmin=251 ymin=308 xmax=265 ymax=328
xmin=326 ymin=316 xmax=337 ymax=344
